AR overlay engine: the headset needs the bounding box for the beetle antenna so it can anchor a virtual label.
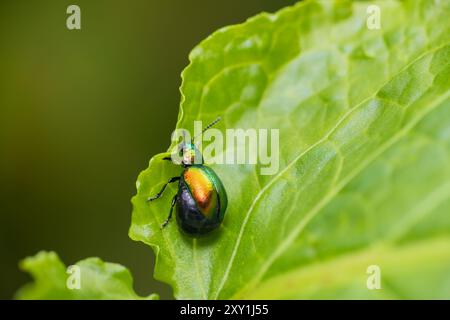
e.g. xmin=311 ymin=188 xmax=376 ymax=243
xmin=192 ymin=116 xmax=222 ymax=142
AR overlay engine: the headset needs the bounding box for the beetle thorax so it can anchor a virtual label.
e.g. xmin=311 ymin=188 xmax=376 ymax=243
xmin=180 ymin=142 xmax=203 ymax=166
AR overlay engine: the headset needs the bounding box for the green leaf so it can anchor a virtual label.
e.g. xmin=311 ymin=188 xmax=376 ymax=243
xmin=16 ymin=251 xmax=158 ymax=300
xmin=130 ymin=0 xmax=450 ymax=299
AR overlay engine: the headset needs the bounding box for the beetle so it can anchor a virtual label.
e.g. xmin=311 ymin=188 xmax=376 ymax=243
xmin=147 ymin=117 xmax=228 ymax=236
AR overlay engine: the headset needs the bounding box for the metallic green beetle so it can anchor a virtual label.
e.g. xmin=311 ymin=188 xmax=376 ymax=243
xmin=147 ymin=117 xmax=228 ymax=236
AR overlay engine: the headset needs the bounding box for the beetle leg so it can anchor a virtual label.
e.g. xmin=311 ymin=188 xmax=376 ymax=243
xmin=147 ymin=176 xmax=180 ymax=202
xmin=161 ymin=194 xmax=177 ymax=229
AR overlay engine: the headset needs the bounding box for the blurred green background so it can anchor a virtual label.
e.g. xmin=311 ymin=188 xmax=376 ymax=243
xmin=0 ymin=0 xmax=297 ymax=299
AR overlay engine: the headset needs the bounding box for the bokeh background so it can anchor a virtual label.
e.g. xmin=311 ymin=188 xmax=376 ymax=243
xmin=0 ymin=0 xmax=298 ymax=299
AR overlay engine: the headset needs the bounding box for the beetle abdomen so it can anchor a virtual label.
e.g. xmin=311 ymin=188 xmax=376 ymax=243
xmin=183 ymin=166 xmax=218 ymax=217
xmin=176 ymin=165 xmax=227 ymax=236
xmin=176 ymin=184 xmax=220 ymax=235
